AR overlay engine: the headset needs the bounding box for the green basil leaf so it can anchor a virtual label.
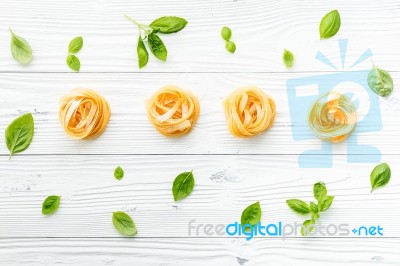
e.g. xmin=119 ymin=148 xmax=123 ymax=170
xmin=68 ymin=36 xmax=83 ymax=53
xmin=137 ymin=36 xmax=149 ymax=69
xmin=370 ymin=163 xmax=391 ymax=192
xmin=319 ymin=10 xmax=341 ymax=39
xmin=66 ymin=54 xmax=80 ymax=71
xmin=172 ymin=171 xmax=195 ymax=201
xmin=5 ymin=113 xmax=34 ymax=159
xmin=283 ymin=49 xmax=294 ymax=68
xmin=112 ymin=211 xmax=137 ymax=236
xmin=367 ymin=66 xmax=394 ymax=97
xmin=114 ymin=166 xmax=124 ymax=180
xmin=148 ymin=33 xmax=167 ymax=61
xmin=313 ymin=182 xmax=327 ymax=202
xmin=301 ymin=219 xmax=315 ymax=236
xmin=10 ymin=29 xmax=32 ymax=64
xmin=150 ymin=16 xmax=188 ymax=34
xmin=309 ymin=202 xmax=319 ymax=214
xmin=42 ymin=195 xmax=61 ymax=215
xmin=318 ymin=195 xmax=334 ymax=212
xmin=286 ymin=199 xmax=310 ymax=214
xmin=225 ymin=40 xmax=236 ymax=53
xmin=241 ymin=201 xmax=262 ymax=231
xmin=221 ymin=26 xmax=232 ymax=41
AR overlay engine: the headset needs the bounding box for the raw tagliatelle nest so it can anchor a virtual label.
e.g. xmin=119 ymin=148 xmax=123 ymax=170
xmin=224 ymin=86 xmax=276 ymax=137
xmin=308 ymin=91 xmax=357 ymax=142
xmin=59 ymin=88 xmax=111 ymax=140
xmin=146 ymin=85 xmax=200 ymax=137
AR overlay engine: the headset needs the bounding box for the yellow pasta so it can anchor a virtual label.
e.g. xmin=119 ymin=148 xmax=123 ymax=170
xmin=59 ymin=88 xmax=111 ymax=140
xmin=146 ymin=85 xmax=200 ymax=137
xmin=224 ymin=86 xmax=276 ymax=137
xmin=308 ymin=91 xmax=356 ymax=142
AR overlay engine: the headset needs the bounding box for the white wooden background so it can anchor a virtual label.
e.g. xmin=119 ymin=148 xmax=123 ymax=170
xmin=1 ymin=0 xmax=400 ymax=265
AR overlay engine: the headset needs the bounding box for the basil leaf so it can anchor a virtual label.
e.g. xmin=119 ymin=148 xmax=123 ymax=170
xmin=150 ymin=16 xmax=188 ymax=34
xmin=42 ymin=195 xmax=61 ymax=215
xmin=172 ymin=171 xmax=195 ymax=201
xmin=286 ymin=199 xmax=310 ymax=214
xmin=311 ymin=212 xmax=320 ymax=222
xmin=112 ymin=211 xmax=137 ymax=236
xmin=367 ymin=66 xmax=394 ymax=97
xmin=66 ymin=54 xmax=80 ymax=71
xmin=318 ymin=195 xmax=334 ymax=212
xmin=10 ymin=29 xmax=32 ymax=64
xmin=301 ymin=219 xmax=315 ymax=236
xmin=313 ymin=182 xmax=327 ymax=202
xmin=147 ymin=33 xmax=167 ymax=61
xmin=241 ymin=201 xmax=262 ymax=231
xmin=137 ymin=36 xmax=149 ymax=69
xmin=68 ymin=36 xmax=83 ymax=53
xmin=319 ymin=10 xmax=341 ymax=39
xmin=221 ymin=26 xmax=232 ymax=41
xmin=114 ymin=166 xmax=124 ymax=180
xmin=225 ymin=40 xmax=236 ymax=53
xmin=370 ymin=163 xmax=391 ymax=192
xmin=309 ymin=202 xmax=319 ymax=214
xmin=283 ymin=49 xmax=294 ymax=68
xmin=5 ymin=113 xmax=34 ymax=159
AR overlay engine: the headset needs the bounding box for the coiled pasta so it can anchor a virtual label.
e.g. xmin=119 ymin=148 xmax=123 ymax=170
xmin=146 ymin=85 xmax=200 ymax=137
xmin=224 ymin=86 xmax=276 ymax=137
xmin=308 ymin=91 xmax=356 ymax=142
xmin=59 ymin=88 xmax=111 ymax=140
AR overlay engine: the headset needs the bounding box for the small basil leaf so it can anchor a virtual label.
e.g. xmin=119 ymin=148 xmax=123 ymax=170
xmin=221 ymin=26 xmax=232 ymax=41
xmin=148 ymin=33 xmax=167 ymax=61
xmin=241 ymin=201 xmax=262 ymax=231
xmin=309 ymin=202 xmax=319 ymax=214
xmin=318 ymin=195 xmax=334 ymax=212
xmin=370 ymin=163 xmax=391 ymax=192
xmin=10 ymin=29 xmax=32 ymax=64
xmin=66 ymin=54 xmax=80 ymax=71
xmin=68 ymin=37 xmax=83 ymax=54
xmin=283 ymin=49 xmax=294 ymax=68
xmin=225 ymin=40 xmax=236 ymax=53
xmin=150 ymin=16 xmax=188 ymax=34
xmin=172 ymin=171 xmax=195 ymax=201
xmin=5 ymin=113 xmax=34 ymax=159
xmin=137 ymin=36 xmax=149 ymax=69
xmin=319 ymin=10 xmax=341 ymax=39
xmin=367 ymin=66 xmax=394 ymax=97
xmin=42 ymin=195 xmax=61 ymax=215
xmin=301 ymin=219 xmax=315 ymax=236
xmin=313 ymin=182 xmax=327 ymax=202
xmin=112 ymin=211 xmax=137 ymax=236
xmin=114 ymin=166 xmax=124 ymax=180
xmin=286 ymin=199 xmax=311 ymax=214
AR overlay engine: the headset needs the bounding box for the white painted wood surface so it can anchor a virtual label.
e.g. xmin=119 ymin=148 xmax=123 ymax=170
xmin=1 ymin=0 xmax=400 ymax=265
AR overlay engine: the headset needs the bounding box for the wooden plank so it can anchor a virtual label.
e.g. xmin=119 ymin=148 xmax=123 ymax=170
xmin=0 ymin=72 xmax=398 ymax=155
xmin=0 ymin=0 xmax=398 ymax=72
xmin=0 ymin=155 xmax=399 ymax=237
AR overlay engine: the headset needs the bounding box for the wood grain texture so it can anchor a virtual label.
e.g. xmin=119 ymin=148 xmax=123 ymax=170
xmin=0 ymin=72 xmax=398 ymax=155
xmin=0 ymin=0 xmax=398 ymax=72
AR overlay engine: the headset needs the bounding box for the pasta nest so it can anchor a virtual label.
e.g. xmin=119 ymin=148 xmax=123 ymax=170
xmin=308 ymin=91 xmax=357 ymax=142
xmin=224 ymin=86 xmax=276 ymax=137
xmin=59 ymin=88 xmax=111 ymax=140
xmin=146 ymin=85 xmax=200 ymax=137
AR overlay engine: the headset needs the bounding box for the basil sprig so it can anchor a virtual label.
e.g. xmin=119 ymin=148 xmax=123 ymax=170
xmin=5 ymin=113 xmax=34 ymax=159
xmin=221 ymin=26 xmax=236 ymax=53
xmin=241 ymin=201 xmax=262 ymax=231
xmin=125 ymin=15 xmax=187 ymax=68
xmin=319 ymin=10 xmax=341 ymax=39
xmin=66 ymin=37 xmax=83 ymax=71
xmin=172 ymin=170 xmax=195 ymax=201
xmin=10 ymin=29 xmax=32 ymax=64
xmin=286 ymin=182 xmax=334 ymax=236
xmin=370 ymin=163 xmax=391 ymax=192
